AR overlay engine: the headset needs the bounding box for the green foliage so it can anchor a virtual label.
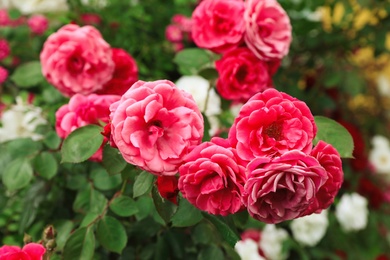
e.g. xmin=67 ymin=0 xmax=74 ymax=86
xmin=10 ymin=61 xmax=44 ymax=88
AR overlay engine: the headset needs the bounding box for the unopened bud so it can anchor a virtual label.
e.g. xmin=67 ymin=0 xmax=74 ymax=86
xmin=43 ymin=225 xmax=56 ymax=241
xmin=23 ymin=233 xmax=32 ymax=244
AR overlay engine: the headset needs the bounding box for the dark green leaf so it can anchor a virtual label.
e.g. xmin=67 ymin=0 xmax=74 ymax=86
xmin=202 ymin=213 xmax=240 ymax=248
xmin=152 ymin=187 xmax=178 ymax=224
xmin=43 ymin=131 xmax=62 ymax=150
xmin=91 ymin=167 xmax=121 ymax=191
xmin=63 ymin=227 xmax=95 ymax=260
xmin=171 ymin=197 xmax=203 ymax=227
xmin=61 ymin=125 xmax=104 ymax=163
xmin=102 ymin=145 xmax=127 ymax=175
xmin=174 ymin=48 xmax=214 ymax=75
xmin=73 ymin=186 xmax=107 ymax=214
xmin=2 ymin=158 xmax=33 ymax=191
xmin=96 ymin=216 xmax=128 ymax=254
xmin=314 ymin=116 xmax=354 ymax=158
xmin=53 ymin=220 xmax=74 ymax=251
xmin=133 ymin=171 xmax=155 ymax=198
xmin=10 ymin=61 xmax=44 ymax=88
xmin=6 ymin=138 xmax=42 ymax=158
xmin=109 ymin=195 xmax=139 ymax=217
xmin=32 ymin=152 xmax=58 ymax=180
xmin=80 ymin=213 xmax=99 ymax=228
xmin=198 ymin=245 xmax=224 ymax=260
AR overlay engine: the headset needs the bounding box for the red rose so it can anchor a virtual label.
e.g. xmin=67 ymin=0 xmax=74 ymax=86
xmin=156 ymin=175 xmax=179 ymax=205
xmin=96 ymin=48 xmax=138 ymax=96
xmin=215 ymin=47 xmax=273 ymax=102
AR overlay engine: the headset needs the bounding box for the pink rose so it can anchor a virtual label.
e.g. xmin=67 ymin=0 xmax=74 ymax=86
xmin=0 ymin=243 xmax=46 ymax=260
xmin=244 ymin=150 xmax=328 ymax=224
xmin=0 ymin=66 xmax=8 ymax=84
xmin=178 ymin=140 xmax=246 ymax=216
xmin=191 ymin=0 xmax=245 ymax=53
xmin=0 ymin=39 xmax=10 ymax=61
xmin=228 ymin=88 xmax=316 ymax=161
xmin=215 ymin=47 xmax=272 ymax=102
xmin=304 ymin=140 xmax=344 ymax=215
xmin=56 ymin=94 xmax=120 ymax=161
xmin=27 ymin=15 xmax=48 ymax=35
xmin=110 ymin=80 xmax=204 ymax=175
xmin=40 ymin=24 xmax=115 ymax=97
xmin=244 ymin=0 xmax=292 ymax=61
xmin=95 ymin=48 xmax=138 ymax=96
xmin=165 ymin=24 xmax=183 ymax=43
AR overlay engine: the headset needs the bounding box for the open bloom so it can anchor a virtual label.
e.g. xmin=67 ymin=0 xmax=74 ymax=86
xmin=110 ymin=80 xmax=204 ymax=175
xmin=244 ymin=150 xmax=328 ymax=224
xmin=0 ymin=243 xmax=46 ymax=260
xmin=228 ymin=88 xmax=317 ymax=161
xmin=27 ymin=15 xmax=49 ymax=35
xmin=95 ymin=48 xmax=138 ymax=96
xmin=55 ymin=94 xmax=120 ymax=161
xmin=259 ymin=225 xmax=289 ymax=260
xmin=178 ymin=139 xmax=246 ymax=215
xmin=215 ymin=47 xmax=273 ymax=102
xmin=40 ymin=24 xmax=114 ymax=97
xmin=191 ymin=0 xmax=245 ymax=53
xmin=244 ymin=0 xmax=292 ymax=61
xmin=335 ymin=193 xmax=368 ymax=232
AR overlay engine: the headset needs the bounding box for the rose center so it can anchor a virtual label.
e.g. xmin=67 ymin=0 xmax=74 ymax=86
xmin=213 ymin=15 xmax=233 ymax=33
xmin=236 ymin=65 xmax=248 ymax=83
xmin=68 ymin=56 xmax=85 ymax=74
xmin=264 ymin=122 xmax=283 ymax=140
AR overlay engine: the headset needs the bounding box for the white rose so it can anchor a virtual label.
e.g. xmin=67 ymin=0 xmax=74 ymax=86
xmin=377 ymin=74 xmax=390 ymax=98
xmin=259 ymin=225 xmax=289 ymax=260
xmin=0 ymin=0 xmax=13 ymax=9
xmin=0 ymin=97 xmax=47 ymax=142
xmin=290 ymin=210 xmax=329 ymax=247
xmin=235 ymin=239 xmax=265 ymax=260
xmin=81 ymin=0 xmax=107 ymax=8
xmin=369 ymin=136 xmax=390 ymax=181
xmin=372 ymin=135 xmax=390 ymax=149
xmin=11 ymin=0 xmax=69 ymax=14
xmin=335 ymin=193 xmax=369 ymax=232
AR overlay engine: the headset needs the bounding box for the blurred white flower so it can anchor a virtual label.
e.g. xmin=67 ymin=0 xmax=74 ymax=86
xmin=235 ymin=239 xmax=265 ymax=260
xmin=335 ymin=193 xmax=368 ymax=232
xmin=0 ymin=97 xmax=47 ymax=142
xmin=259 ymin=225 xmax=289 ymax=260
xmin=10 ymin=0 xmax=69 ymax=14
xmin=377 ymin=74 xmax=390 ymax=98
xmin=81 ymin=0 xmax=107 ymax=8
xmin=0 ymin=0 xmax=12 ymax=9
xmin=369 ymin=135 xmax=390 ymax=182
xmin=290 ymin=210 xmax=328 ymax=247
xmin=176 ymin=75 xmax=221 ymax=136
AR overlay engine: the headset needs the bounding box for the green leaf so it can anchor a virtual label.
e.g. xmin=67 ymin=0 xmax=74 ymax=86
xmin=109 ymin=195 xmax=139 ymax=217
xmin=174 ymin=48 xmax=214 ymax=75
xmin=314 ymin=116 xmax=354 ymax=158
xmin=43 ymin=131 xmax=62 ymax=150
xmin=80 ymin=213 xmax=99 ymax=228
xmin=102 ymin=145 xmax=127 ymax=175
xmin=10 ymin=61 xmax=44 ymax=88
xmin=171 ymin=197 xmax=203 ymax=227
xmin=96 ymin=216 xmax=128 ymax=254
xmin=32 ymin=152 xmax=58 ymax=180
xmin=73 ymin=186 xmax=107 ymax=214
xmin=2 ymin=158 xmax=33 ymax=191
xmin=61 ymin=125 xmax=104 ymax=163
xmin=6 ymin=138 xmax=42 ymax=158
xmin=63 ymin=227 xmax=95 ymax=260
xmin=53 ymin=220 xmax=74 ymax=251
xmin=133 ymin=171 xmax=155 ymax=198
xmin=90 ymin=167 xmax=121 ymax=191
xmin=202 ymin=213 xmax=240 ymax=248
xmin=152 ymin=187 xmax=178 ymax=224
xmin=198 ymin=245 xmax=224 ymax=260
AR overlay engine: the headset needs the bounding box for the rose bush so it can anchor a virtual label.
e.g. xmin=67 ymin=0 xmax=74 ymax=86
xmin=40 ymin=24 xmax=115 ymax=97
xmin=228 ymin=88 xmax=317 ymax=161
xmin=109 ymin=79 xmax=204 ymax=175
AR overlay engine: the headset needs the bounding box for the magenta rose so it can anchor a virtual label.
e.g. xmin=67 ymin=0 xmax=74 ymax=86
xmin=0 ymin=243 xmax=46 ymax=260
xmin=178 ymin=139 xmax=246 ymax=216
xmin=191 ymin=0 xmax=245 ymax=53
xmin=244 ymin=0 xmax=292 ymax=61
xmin=56 ymin=93 xmax=120 ymax=161
xmin=215 ymin=47 xmax=273 ymax=102
xmin=244 ymin=150 xmax=328 ymax=224
xmin=304 ymin=140 xmax=344 ymax=215
xmin=40 ymin=24 xmax=115 ymax=97
xmin=228 ymin=88 xmax=317 ymax=161
xmin=95 ymin=48 xmax=139 ymax=96
xmin=109 ymin=80 xmax=204 ymax=176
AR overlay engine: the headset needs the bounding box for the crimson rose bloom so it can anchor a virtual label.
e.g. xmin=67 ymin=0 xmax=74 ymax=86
xmin=40 ymin=24 xmax=114 ymax=97
xmin=244 ymin=0 xmax=292 ymax=61
xmin=191 ymin=0 xmax=245 ymax=53
xmin=110 ymin=80 xmax=204 ymax=176
xmin=304 ymin=140 xmax=344 ymax=215
xmin=0 ymin=243 xmax=46 ymax=260
xmin=215 ymin=47 xmax=272 ymax=102
xmin=244 ymin=150 xmax=328 ymax=224
xmin=178 ymin=139 xmax=246 ymax=216
xmin=156 ymin=175 xmax=179 ymax=205
xmin=228 ymin=88 xmax=317 ymax=161
xmin=96 ymin=48 xmax=138 ymax=96
xmin=56 ymin=94 xmax=120 ymax=161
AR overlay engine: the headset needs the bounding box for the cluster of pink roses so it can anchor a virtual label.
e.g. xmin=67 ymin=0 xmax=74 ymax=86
xmin=39 ymin=24 xmax=139 ymax=161
xmin=191 ymin=0 xmax=291 ymax=102
xmin=179 ymin=88 xmax=343 ymax=223
xmin=165 ymin=14 xmax=193 ymax=52
xmin=0 ymin=243 xmax=45 ymax=260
